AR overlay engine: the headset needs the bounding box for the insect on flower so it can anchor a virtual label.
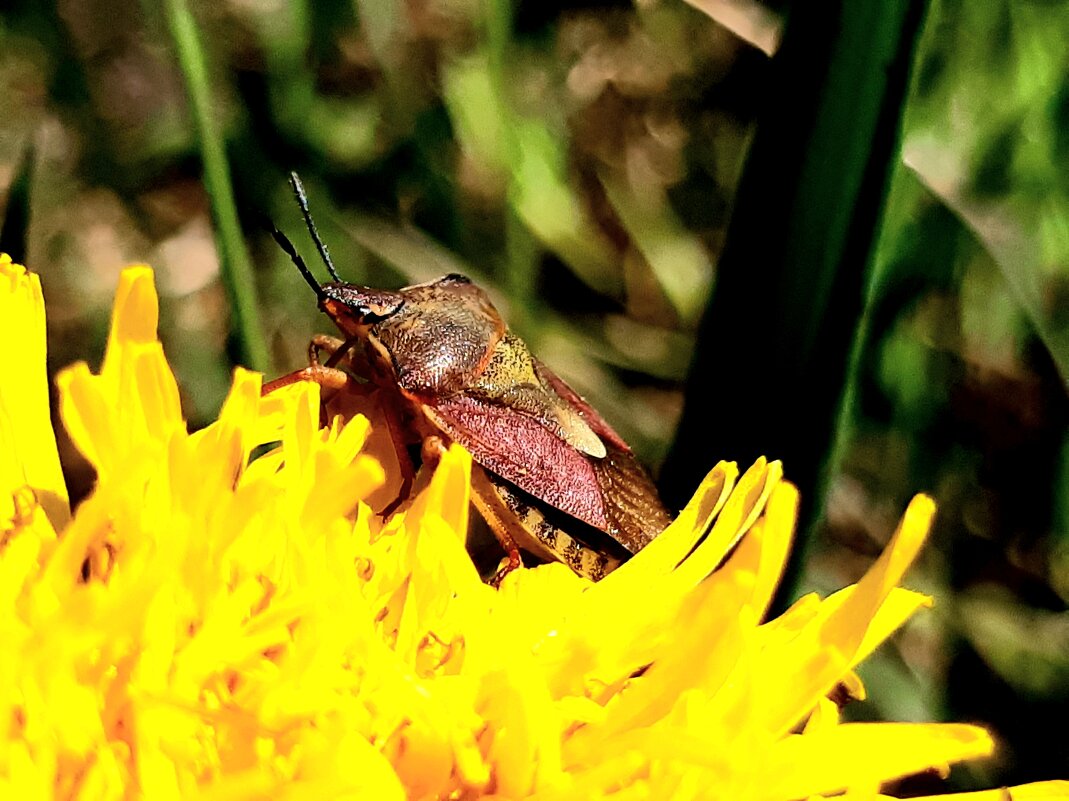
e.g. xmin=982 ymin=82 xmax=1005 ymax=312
xmin=265 ymin=173 xmax=672 ymax=582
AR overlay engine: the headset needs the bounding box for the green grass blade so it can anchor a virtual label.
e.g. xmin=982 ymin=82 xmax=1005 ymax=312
xmin=660 ymin=0 xmax=931 ymax=605
xmin=162 ymin=0 xmax=269 ymax=372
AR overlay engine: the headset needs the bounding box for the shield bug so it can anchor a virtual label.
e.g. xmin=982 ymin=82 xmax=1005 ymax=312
xmin=265 ymin=173 xmax=671 ymax=582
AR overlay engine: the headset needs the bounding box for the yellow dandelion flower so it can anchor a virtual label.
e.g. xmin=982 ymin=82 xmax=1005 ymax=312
xmin=1 ymin=255 xmax=1066 ymax=801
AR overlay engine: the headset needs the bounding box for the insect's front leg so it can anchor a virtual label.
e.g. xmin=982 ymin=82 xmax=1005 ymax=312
xmin=260 ymin=363 xmax=352 ymax=396
xmin=311 ymin=333 xmax=372 ymax=374
xmin=261 ymin=336 xmax=369 ymax=442
xmin=308 ymin=334 xmax=348 ymax=366
xmin=261 ymin=334 xmax=365 ymax=397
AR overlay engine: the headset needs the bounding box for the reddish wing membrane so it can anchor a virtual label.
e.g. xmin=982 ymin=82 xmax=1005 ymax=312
xmin=425 ymin=363 xmax=672 ymax=554
xmin=423 ymin=394 xmax=611 ymax=532
xmin=534 ymin=359 xmax=670 ymax=552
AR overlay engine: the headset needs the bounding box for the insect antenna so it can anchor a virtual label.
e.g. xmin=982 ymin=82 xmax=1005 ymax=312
xmin=288 ymin=171 xmax=342 ymax=282
xmin=267 ymin=220 xmax=323 ymax=299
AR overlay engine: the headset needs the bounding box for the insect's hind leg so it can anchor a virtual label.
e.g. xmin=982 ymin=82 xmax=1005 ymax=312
xmin=468 ymin=466 xmax=527 ymax=586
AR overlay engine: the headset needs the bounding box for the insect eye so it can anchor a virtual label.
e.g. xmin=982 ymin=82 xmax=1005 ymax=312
xmin=320 ymin=282 xmax=405 ymax=323
xmin=439 ymin=273 xmax=472 ymax=286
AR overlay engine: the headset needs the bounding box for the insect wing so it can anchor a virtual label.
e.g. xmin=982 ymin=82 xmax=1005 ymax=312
xmin=532 ymin=359 xmax=671 ymax=552
xmin=532 ymin=359 xmax=631 ymax=452
xmin=423 ymin=394 xmax=611 ymax=532
xmin=593 ymin=443 xmax=671 ymax=553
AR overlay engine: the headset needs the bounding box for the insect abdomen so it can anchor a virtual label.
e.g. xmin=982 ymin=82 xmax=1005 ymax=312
xmin=469 ymin=466 xmax=626 ymax=582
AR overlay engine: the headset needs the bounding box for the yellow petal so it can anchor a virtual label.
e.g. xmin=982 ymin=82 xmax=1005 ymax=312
xmin=748 ymin=482 xmax=799 ymax=618
xmin=671 ymin=458 xmax=783 ymax=589
xmin=57 ymin=268 xmax=181 ymax=478
xmin=100 ymin=264 xmax=163 ymax=375
xmin=908 ymin=780 xmax=1069 ymax=801
xmin=748 ymin=494 xmax=937 ymax=737
xmin=407 ymin=444 xmax=485 ymax=594
xmin=602 ymin=459 xmax=738 ymax=587
xmin=0 ymin=255 xmax=69 ymax=531
xmin=324 ymin=385 xmax=407 ymax=513
xmin=9 ymin=264 xmax=1047 ymax=801
xmin=568 ymin=461 xmax=751 ymax=690
xmin=581 ymin=567 xmax=751 ymax=743
xmin=759 ymin=723 xmax=994 ymax=800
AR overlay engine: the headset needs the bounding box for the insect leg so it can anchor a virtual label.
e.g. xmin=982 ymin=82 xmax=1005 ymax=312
xmin=468 ymin=466 xmax=527 ymax=585
xmin=308 ymin=334 xmax=347 ymax=366
xmin=372 ymin=404 xmax=418 ymax=518
xmin=303 ymin=333 xmax=374 ymax=379
xmin=261 ymin=364 xmax=352 ymax=396
xmin=308 ymin=333 xmax=371 ymax=370
xmin=264 ymin=335 xmax=367 ymax=428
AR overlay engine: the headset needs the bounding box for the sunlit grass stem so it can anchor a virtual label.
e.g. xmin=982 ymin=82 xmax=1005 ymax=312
xmin=161 ymin=0 xmax=270 ymax=372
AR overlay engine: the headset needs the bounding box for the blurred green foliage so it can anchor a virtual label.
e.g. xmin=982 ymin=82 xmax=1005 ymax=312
xmin=831 ymin=0 xmax=1069 ymax=787
xmin=0 ymin=0 xmax=1066 ymax=790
